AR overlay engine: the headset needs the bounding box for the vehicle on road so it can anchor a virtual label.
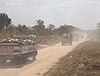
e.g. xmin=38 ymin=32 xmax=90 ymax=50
xmin=0 ymin=35 xmax=38 ymax=64
xmin=61 ymin=33 xmax=73 ymax=46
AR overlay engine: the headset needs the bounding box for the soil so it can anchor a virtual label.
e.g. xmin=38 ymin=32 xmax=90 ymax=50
xmin=44 ymin=41 xmax=100 ymax=76
xmin=0 ymin=42 xmax=78 ymax=76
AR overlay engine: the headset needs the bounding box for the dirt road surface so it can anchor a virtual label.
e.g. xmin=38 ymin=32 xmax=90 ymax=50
xmin=0 ymin=42 xmax=79 ymax=76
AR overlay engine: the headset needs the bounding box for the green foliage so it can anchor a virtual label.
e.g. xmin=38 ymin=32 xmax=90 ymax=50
xmin=58 ymin=24 xmax=80 ymax=34
xmin=0 ymin=13 xmax=82 ymax=39
xmin=47 ymin=24 xmax=55 ymax=30
xmin=0 ymin=13 xmax=11 ymax=31
xmin=33 ymin=19 xmax=45 ymax=35
xmin=17 ymin=24 xmax=31 ymax=35
xmin=32 ymin=20 xmax=81 ymax=36
xmin=46 ymin=24 xmax=56 ymax=35
xmin=6 ymin=24 xmax=18 ymax=37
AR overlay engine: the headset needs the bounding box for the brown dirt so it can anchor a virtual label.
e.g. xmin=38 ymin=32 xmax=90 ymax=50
xmin=43 ymin=41 xmax=100 ymax=76
xmin=38 ymin=35 xmax=60 ymax=50
xmin=39 ymin=35 xmax=60 ymax=45
xmin=0 ymin=42 xmax=79 ymax=76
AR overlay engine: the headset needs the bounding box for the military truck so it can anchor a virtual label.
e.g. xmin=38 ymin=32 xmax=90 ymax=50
xmin=0 ymin=35 xmax=38 ymax=64
xmin=61 ymin=33 xmax=73 ymax=46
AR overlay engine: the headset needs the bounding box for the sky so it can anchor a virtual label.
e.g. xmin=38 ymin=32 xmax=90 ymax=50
xmin=0 ymin=0 xmax=100 ymax=30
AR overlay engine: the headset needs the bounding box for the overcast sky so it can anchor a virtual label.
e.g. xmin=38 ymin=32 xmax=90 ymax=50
xmin=0 ymin=0 xmax=100 ymax=29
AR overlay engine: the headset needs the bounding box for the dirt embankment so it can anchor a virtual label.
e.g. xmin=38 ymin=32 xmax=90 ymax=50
xmin=44 ymin=41 xmax=100 ymax=76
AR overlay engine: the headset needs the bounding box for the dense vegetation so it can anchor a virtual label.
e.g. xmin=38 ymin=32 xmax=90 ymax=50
xmin=0 ymin=13 xmax=81 ymax=39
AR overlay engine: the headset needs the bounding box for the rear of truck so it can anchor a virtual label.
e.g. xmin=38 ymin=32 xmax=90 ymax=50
xmin=61 ymin=33 xmax=73 ymax=46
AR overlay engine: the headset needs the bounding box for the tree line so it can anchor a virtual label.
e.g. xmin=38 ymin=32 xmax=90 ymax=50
xmin=0 ymin=13 xmax=81 ymax=38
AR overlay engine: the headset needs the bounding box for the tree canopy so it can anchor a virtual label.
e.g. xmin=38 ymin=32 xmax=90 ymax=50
xmin=58 ymin=24 xmax=79 ymax=34
xmin=0 ymin=13 xmax=82 ymax=38
xmin=47 ymin=24 xmax=55 ymax=30
xmin=0 ymin=13 xmax=11 ymax=31
xmin=33 ymin=19 xmax=45 ymax=35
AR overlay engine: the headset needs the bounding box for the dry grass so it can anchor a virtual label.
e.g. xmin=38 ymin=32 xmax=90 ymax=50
xmin=39 ymin=35 xmax=60 ymax=45
xmin=38 ymin=35 xmax=60 ymax=50
xmin=0 ymin=31 xmax=11 ymax=40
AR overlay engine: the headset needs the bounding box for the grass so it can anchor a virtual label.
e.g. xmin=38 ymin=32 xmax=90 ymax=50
xmin=0 ymin=31 xmax=10 ymax=40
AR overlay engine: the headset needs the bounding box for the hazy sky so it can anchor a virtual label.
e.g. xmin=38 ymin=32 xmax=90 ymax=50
xmin=0 ymin=0 xmax=100 ymax=29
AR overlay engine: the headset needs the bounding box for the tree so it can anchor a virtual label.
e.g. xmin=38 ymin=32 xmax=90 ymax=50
xmin=0 ymin=13 xmax=11 ymax=31
xmin=47 ymin=24 xmax=55 ymax=30
xmin=46 ymin=24 xmax=56 ymax=35
xmin=96 ymin=23 xmax=100 ymax=30
xmin=17 ymin=24 xmax=29 ymax=35
xmin=58 ymin=24 xmax=80 ymax=34
xmin=33 ymin=19 xmax=45 ymax=35
xmin=6 ymin=24 xmax=18 ymax=37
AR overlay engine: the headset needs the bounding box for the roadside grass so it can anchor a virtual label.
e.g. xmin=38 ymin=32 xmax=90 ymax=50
xmin=38 ymin=35 xmax=60 ymax=50
xmin=44 ymin=41 xmax=100 ymax=76
xmin=39 ymin=35 xmax=60 ymax=45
